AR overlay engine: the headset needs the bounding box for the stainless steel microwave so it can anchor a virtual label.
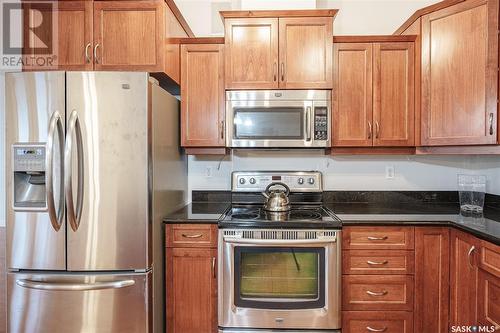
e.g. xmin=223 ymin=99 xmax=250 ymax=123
xmin=226 ymin=90 xmax=331 ymax=148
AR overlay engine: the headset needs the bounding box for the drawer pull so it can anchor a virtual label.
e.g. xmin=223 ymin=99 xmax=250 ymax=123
xmin=367 ymin=236 xmax=388 ymax=241
xmin=367 ymin=326 xmax=387 ymax=332
xmin=366 ymin=290 xmax=388 ymax=296
xmin=181 ymin=233 xmax=203 ymax=239
xmin=367 ymin=260 xmax=389 ymax=265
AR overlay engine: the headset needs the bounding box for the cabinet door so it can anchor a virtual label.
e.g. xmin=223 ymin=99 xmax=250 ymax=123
xmin=22 ymin=1 xmax=93 ymax=71
xmin=450 ymin=229 xmax=480 ymax=327
xmin=477 ymin=269 xmax=500 ymax=330
xmin=373 ymin=42 xmax=415 ymax=147
xmin=181 ymin=44 xmax=225 ymax=147
xmin=278 ymin=17 xmax=333 ymax=89
xmin=224 ymin=18 xmax=279 ymax=89
xmin=166 ymin=248 xmax=217 ymax=333
xmin=414 ymin=227 xmax=450 ymax=333
xmin=421 ymin=0 xmax=498 ymax=145
xmin=93 ymin=1 xmax=164 ymax=71
xmin=332 ymin=43 xmax=373 ymax=147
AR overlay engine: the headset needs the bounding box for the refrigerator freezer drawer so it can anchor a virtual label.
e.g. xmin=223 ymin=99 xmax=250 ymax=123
xmin=7 ymin=271 xmax=151 ymax=333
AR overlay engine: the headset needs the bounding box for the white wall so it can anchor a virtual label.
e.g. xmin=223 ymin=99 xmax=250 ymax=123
xmin=187 ymin=151 xmax=500 ymax=201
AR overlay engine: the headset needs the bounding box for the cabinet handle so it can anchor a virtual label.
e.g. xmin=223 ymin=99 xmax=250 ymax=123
xmin=273 ymin=62 xmax=277 ymax=82
xmin=375 ymin=121 xmax=380 ymax=139
xmin=366 ymin=290 xmax=388 ymax=296
xmin=467 ymin=245 xmax=476 ymax=269
xmin=181 ymin=233 xmax=203 ymax=239
xmin=368 ymin=121 xmax=373 ymax=139
xmin=367 ymin=236 xmax=388 ymax=241
xmin=94 ymin=43 xmax=100 ymax=64
xmin=212 ymin=257 xmax=216 ymax=279
xmin=489 ymin=113 xmax=494 ymax=135
xmin=281 ymin=62 xmax=285 ymax=82
xmin=367 ymin=260 xmax=388 ymax=266
xmin=220 ymin=120 xmax=225 ymax=140
xmin=85 ymin=43 xmax=92 ymax=63
xmin=366 ymin=326 xmax=387 ymax=332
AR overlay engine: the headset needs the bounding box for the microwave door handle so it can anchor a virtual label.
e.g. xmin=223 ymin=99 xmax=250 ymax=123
xmin=306 ymin=106 xmax=312 ymax=141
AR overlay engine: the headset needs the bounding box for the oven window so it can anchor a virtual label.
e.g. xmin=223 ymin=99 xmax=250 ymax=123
xmin=233 ymin=107 xmax=304 ymax=139
xmin=234 ymin=247 xmax=325 ymax=309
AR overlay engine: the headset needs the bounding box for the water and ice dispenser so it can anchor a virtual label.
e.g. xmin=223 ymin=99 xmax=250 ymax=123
xmin=13 ymin=144 xmax=47 ymax=210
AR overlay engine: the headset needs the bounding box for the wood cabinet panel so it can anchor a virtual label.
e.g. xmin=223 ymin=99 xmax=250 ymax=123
xmin=93 ymin=1 xmax=164 ymax=71
xmin=343 ymin=250 xmax=414 ymax=275
xmin=421 ymin=0 xmax=498 ymax=145
xmin=166 ymin=247 xmax=217 ymax=333
xmin=224 ymin=18 xmax=279 ymax=89
xmin=343 ymin=275 xmax=414 ymax=311
xmin=332 ymin=43 xmax=373 ymax=147
xmin=22 ymin=1 xmax=93 ymax=71
xmin=343 ymin=227 xmax=414 ymax=250
xmin=478 ymin=269 xmax=500 ymax=330
xmin=181 ymin=44 xmax=225 ymax=147
xmin=414 ymin=227 xmax=450 ymax=333
xmin=342 ymin=311 xmax=413 ymax=333
xmin=450 ymin=228 xmax=480 ymax=327
xmin=278 ymin=17 xmax=332 ymax=89
xmin=373 ymin=42 xmax=415 ymax=147
xmin=479 ymin=239 xmax=500 ymax=277
xmin=166 ymin=224 xmax=218 ymax=248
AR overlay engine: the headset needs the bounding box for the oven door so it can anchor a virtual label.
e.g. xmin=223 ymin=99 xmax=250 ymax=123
xmin=219 ymin=231 xmax=341 ymax=330
xmin=226 ymin=100 xmax=314 ymax=148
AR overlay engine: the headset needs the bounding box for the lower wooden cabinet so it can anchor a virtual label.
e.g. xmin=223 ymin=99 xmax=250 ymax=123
xmin=477 ymin=269 xmax=500 ymax=329
xmin=342 ymin=311 xmax=413 ymax=333
xmin=166 ymin=224 xmax=218 ymax=333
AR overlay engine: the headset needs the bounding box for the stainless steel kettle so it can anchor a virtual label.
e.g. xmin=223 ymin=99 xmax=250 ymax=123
xmin=262 ymin=182 xmax=291 ymax=212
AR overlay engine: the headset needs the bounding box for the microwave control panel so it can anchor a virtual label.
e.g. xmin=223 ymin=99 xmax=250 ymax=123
xmin=314 ymin=107 xmax=328 ymax=140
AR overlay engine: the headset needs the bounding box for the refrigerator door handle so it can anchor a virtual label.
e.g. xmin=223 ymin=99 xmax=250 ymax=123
xmin=64 ymin=110 xmax=84 ymax=232
xmin=46 ymin=111 xmax=65 ymax=231
xmin=16 ymin=279 xmax=135 ymax=291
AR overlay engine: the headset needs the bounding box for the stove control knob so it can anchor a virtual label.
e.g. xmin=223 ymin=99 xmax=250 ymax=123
xmin=297 ymin=178 xmax=304 ymax=185
xmin=308 ymin=178 xmax=315 ymax=185
xmin=239 ymin=178 xmax=246 ymax=185
xmin=249 ymin=178 xmax=256 ymax=184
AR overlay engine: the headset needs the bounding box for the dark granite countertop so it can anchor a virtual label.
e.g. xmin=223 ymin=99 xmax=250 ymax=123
xmin=163 ymin=202 xmax=230 ymax=224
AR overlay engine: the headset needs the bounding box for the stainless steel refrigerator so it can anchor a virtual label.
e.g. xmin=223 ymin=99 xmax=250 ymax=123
xmin=5 ymin=71 xmax=187 ymax=333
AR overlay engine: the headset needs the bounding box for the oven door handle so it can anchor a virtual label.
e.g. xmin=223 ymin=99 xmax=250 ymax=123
xmin=223 ymin=238 xmax=336 ymax=245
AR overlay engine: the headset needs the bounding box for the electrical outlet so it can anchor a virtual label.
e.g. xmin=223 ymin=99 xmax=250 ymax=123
xmin=206 ymin=167 xmax=212 ymax=178
xmin=385 ymin=166 xmax=395 ymax=179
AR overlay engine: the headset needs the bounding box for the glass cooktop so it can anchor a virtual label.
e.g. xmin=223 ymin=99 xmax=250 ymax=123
xmin=223 ymin=205 xmax=339 ymax=224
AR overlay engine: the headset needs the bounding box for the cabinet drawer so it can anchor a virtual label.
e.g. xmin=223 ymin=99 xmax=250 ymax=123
xmin=480 ymin=240 xmax=500 ymax=278
xmin=166 ymin=224 xmax=217 ymax=248
xmin=343 ymin=275 xmax=414 ymax=311
xmin=343 ymin=250 xmax=414 ymax=275
xmin=343 ymin=311 xmax=413 ymax=333
xmin=343 ymin=227 xmax=414 ymax=250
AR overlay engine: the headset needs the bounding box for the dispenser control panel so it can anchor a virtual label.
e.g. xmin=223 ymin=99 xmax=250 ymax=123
xmin=13 ymin=144 xmax=46 ymax=172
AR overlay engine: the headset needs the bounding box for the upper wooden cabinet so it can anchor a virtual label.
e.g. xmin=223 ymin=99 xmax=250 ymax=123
xmin=93 ymin=1 xmax=164 ymax=71
xmin=223 ymin=11 xmax=335 ymax=89
xmin=22 ymin=0 xmax=165 ymax=72
xmin=181 ymin=43 xmax=225 ymax=147
xmin=333 ymin=40 xmax=415 ymax=147
xmin=420 ymin=0 xmax=499 ymax=146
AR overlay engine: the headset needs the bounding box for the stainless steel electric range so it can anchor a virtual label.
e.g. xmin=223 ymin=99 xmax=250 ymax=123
xmin=218 ymin=171 xmax=341 ymax=333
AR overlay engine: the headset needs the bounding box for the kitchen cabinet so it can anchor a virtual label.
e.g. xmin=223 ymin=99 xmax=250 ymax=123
xmin=333 ymin=40 xmax=415 ymax=147
xmin=166 ymin=224 xmax=218 ymax=333
xmin=450 ymin=228 xmax=480 ymax=327
xmin=22 ymin=1 xmax=93 ymax=71
xmin=478 ymin=240 xmax=500 ymax=329
xmin=420 ymin=0 xmax=498 ymax=146
xmin=414 ymin=227 xmax=450 ymax=333
xmin=223 ymin=11 xmax=335 ymax=90
xmin=342 ymin=311 xmax=413 ymax=333
xmin=180 ymin=43 xmax=225 ymax=148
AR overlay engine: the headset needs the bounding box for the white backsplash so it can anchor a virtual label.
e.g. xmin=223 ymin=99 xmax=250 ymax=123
xmin=188 ymin=150 xmax=500 ymax=201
